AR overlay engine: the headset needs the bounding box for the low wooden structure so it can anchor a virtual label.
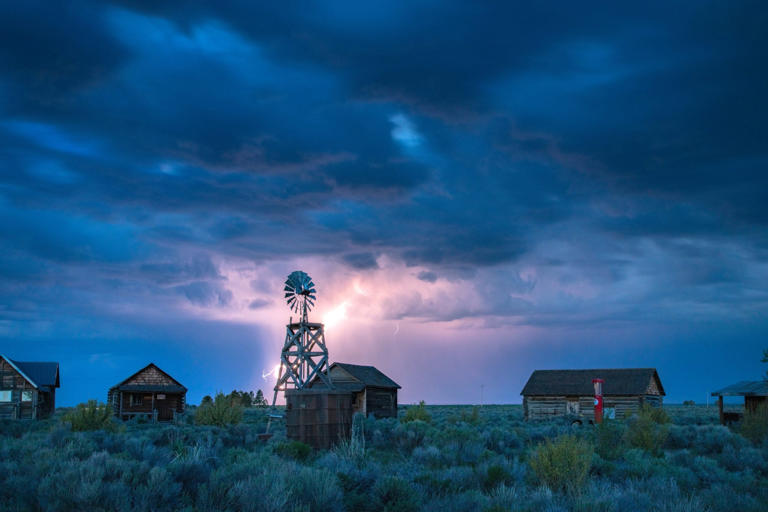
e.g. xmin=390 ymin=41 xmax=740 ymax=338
xmin=311 ymin=362 xmax=400 ymax=418
xmin=0 ymin=355 xmax=60 ymax=419
xmin=711 ymin=380 xmax=768 ymax=425
xmin=284 ymin=363 xmax=400 ymax=449
xmin=108 ymin=363 xmax=186 ymax=422
xmin=521 ymin=368 xmax=665 ymax=421
xmin=285 ymin=389 xmax=354 ymax=450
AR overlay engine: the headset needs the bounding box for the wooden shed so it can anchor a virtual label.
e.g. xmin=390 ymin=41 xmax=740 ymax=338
xmin=0 ymin=355 xmax=60 ymax=419
xmin=108 ymin=363 xmax=187 ymax=422
xmin=521 ymin=368 xmax=665 ymax=421
xmin=310 ymin=362 xmax=401 ymax=418
xmin=711 ymin=380 xmax=768 ymax=425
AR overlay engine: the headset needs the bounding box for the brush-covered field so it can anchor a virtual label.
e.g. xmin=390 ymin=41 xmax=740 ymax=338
xmin=0 ymin=403 xmax=766 ymax=512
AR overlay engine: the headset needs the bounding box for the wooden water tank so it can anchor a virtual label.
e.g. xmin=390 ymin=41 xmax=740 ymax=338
xmin=285 ymin=389 xmax=354 ymax=449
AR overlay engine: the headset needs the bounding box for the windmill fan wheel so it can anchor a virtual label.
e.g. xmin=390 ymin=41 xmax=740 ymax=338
xmin=283 ymin=271 xmax=316 ymax=313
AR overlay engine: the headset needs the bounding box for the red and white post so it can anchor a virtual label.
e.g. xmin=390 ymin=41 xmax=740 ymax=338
xmin=592 ymin=378 xmax=604 ymax=424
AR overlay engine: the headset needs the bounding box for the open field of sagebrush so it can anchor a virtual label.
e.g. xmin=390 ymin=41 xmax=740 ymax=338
xmin=0 ymin=403 xmax=766 ymax=512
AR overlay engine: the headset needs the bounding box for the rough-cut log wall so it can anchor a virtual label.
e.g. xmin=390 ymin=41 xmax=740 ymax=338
xmin=524 ymin=395 xmax=656 ymax=421
xmin=0 ymin=359 xmax=47 ymax=419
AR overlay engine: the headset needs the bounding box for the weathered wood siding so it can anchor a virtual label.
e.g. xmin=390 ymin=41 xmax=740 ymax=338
xmin=0 ymin=359 xmax=49 ymax=419
xmin=285 ymin=389 xmax=354 ymax=449
xmin=524 ymin=394 xmax=663 ymax=421
xmin=365 ymin=386 xmax=397 ymax=418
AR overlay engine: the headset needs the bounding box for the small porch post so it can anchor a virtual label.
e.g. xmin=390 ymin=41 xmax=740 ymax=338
xmin=718 ymin=395 xmax=724 ymax=425
xmin=151 ymin=393 xmax=155 ymax=423
xmin=119 ymin=391 xmax=123 ymax=420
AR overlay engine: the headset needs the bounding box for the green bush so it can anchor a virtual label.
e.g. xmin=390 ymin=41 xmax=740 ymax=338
xmin=402 ymin=400 xmax=432 ymax=423
xmin=639 ymin=403 xmax=670 ymax=424
xmin=740 ymin=403 xmax=768 ymax=444
xmin=594 ymin=419 xmax=626 ymax=460
xmin=528 ymin=434 xmax=593 ymax=495
xmin=194 ymin=392 xmax=243 ymax=427
xmin=274 ymin=440 xmax=312 ymax=461
xmin=372 ymin=475 xmax=421 ymax=512
xmin=63 ymin=400 xmax=119 ymax=432
xmin=625 ymin=406 xmax=669 ymax=457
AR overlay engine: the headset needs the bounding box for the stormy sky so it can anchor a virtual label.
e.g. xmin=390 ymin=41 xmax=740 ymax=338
xmin=1 ymin=2 xmax=767 ymax=406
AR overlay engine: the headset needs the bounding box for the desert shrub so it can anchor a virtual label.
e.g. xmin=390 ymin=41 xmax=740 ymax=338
xmin=195 ymin=392 xmax=243 ymax=427
xmin=337 ymin=467 xmax=378 ymax=512
xmin=274 ymin=440 xmax=311 ymax=462
xmin=402 ymin=400 xmax=432 ymax=423
xmin=483 ymin=426 xmax=523 ymax=454
xmin=625 ymin=408 xmax=669 ymax=457
xmin=412 ymin=445 xmax=443 ymax=467
xmin=528 ymin=434 xmax=593 ymax=495
xmin=483 ymin=463 xmax=512 ymax=491
xmin=422 ymin=490 xmax=489 ymax=512
xmin=289 ymin=466 xmax=344 ymax=511
xmin=593 ymin=419 xmax=626 ymax=460
xmin=372 ymin=475 xmax=421 ymax=512
xmin=62 ymin=400 xmax=118 ymax=432
xmin=741 ymin=403 xmax=768 ymax=445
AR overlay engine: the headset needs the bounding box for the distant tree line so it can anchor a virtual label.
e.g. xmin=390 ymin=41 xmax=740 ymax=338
xmin=200 ymin=389 xmax=268 ymax=408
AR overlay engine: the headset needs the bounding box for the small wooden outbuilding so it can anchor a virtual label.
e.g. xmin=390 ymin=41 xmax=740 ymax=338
xmin=108 ymin=363 xmax=187 ymax=422
xmin=285 ymin=362 xmax=400 ymax=449
xmin=521 ymin=368 xmax=665 ymax=421
xmin=0 ymin=355 xmax=60 ymax=419
xmin=311 ymin=362 xmax=400 ymax=418
xmin=711 ymin=380 xmax=768 ymax=425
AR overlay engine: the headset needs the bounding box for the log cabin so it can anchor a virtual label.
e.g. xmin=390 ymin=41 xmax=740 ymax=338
xmin=0 ymin=355 xmax=60 ymax=419
xmin=521 ymin=368 xmax=665 ymax=421
xmin=108 ymin=363 xmax=187 ymax=422
xmin=309 ymin=362 xmax=400 ymax=418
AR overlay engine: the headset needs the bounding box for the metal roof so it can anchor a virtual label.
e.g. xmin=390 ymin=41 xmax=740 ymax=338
xmin=1 ymin=356 xmax=60 ymax=389
xmin=711 ymin=380 xmax=768 ymax=397
xmin=521 ymin=368 xmax=665 ymax=396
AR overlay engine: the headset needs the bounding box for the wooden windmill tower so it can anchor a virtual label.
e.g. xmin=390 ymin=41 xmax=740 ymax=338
xmin=269 ymin=271 xmax=333 ymax=408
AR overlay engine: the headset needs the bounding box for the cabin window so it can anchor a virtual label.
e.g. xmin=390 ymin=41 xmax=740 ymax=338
xmin=130 ymin=394 xmax=143 ymax=406
xmin=21 ymin=391 xmax=33 ymax=402
xmin=604 ymin=407 xmax=616 ymax=419
xmin=157 ymin=394 xmax=166 ymax=400
xmin=0 ymin=390 xmax=10 ymax=402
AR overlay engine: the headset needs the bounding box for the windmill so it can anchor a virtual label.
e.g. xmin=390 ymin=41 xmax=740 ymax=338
xmin=267 ymin=271 xmax=333 ymax=426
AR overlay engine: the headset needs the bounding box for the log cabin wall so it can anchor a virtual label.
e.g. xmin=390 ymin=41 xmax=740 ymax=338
xmin=0 ymin=359 xmax=38 ymax=419
xmin=524 ymin=395 xmax=658 ymax=421
xmin=108 ymin=364 xmax=187 ymax=422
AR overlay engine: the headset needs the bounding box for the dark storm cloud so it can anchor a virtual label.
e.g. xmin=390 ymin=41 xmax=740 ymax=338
xmin=1 ymin=2 xmax=767 ymax=404
xmin=342 ymin=252 xmax=379 ymax=270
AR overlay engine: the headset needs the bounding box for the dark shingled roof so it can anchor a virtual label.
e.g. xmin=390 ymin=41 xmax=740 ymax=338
xmin=711 ymin=380 xmax=768 ymax=397
xmin=332 ymin=363 xmax=401 ymax=389
xmin=2 ymin=356 xmax=60 ymax=390
xmin=109 ymin=363 xmax=187 ymax=392
xmin=521 ymin=368 xmax=665 ymax=396
xmin=115 ymin=385 xmax=187 ymax=393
